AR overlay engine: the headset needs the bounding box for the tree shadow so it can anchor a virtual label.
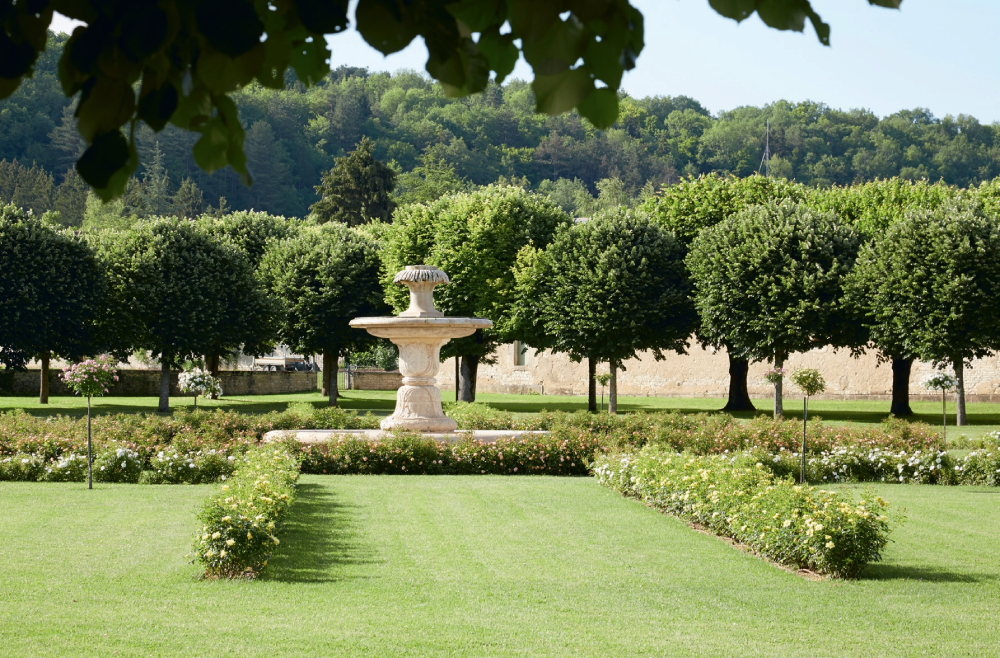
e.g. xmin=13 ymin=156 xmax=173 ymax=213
xmin=861 ymin=563 xmax=995 ymax=583
xmin=264 ymin=482 xmax=376 ymax=583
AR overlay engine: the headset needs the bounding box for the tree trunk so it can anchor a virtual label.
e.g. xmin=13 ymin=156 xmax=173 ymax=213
xmin=328 ymin=352 xmax=339 ymax=408
xmin=773 ymin=355 xmax=784 ymax=419
xmin=722 ymin=355 xmax=755 ymax=412
xmin=158 ymin=359 xmax=170 ymax=413
xmin=588 ymin=357 xmax=597 ymax=413
xmin=208 ymin=354 xmax=220 ymax=400
xmin=889 ymin=358 xmax=914 ymax=417
xmin=954 ymin=358 xmax=966 ymax=426
xmin=39 ymin=352 xmax=50 ymax=404
xmin=458 ymin=354 xmax=479 ymax=403
xmin=322 ymin=349 xmax=331 ymax=397
xmin=609 ymin=360 xmax=618 ymax=414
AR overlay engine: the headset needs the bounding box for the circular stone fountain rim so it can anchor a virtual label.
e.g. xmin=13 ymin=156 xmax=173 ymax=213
xmin=349 ymin=316 xmax=493 ymax=330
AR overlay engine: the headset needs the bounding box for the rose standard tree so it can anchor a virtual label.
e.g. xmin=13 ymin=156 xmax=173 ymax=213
xmin=641 ymin=174 xmax=807 ymax=411
xmin=259 ymin=223 xmax=384 ymax=407
xmin=93 ymin=218 xmax=274 ymax=412
xmin=0 ymin=204 xmax=107 ymax=403
xmin=515 ymin=208 xmax=695 ymax=414
xmin=61 ymin=357 xmax=118 ymax=489
xmin=382 ymin=186 xmax=569 ymax=402
xmin=847 ymin=201 xmax=1000 ymax=426
xmin=686 ymin=202 xmax=862 ymax=418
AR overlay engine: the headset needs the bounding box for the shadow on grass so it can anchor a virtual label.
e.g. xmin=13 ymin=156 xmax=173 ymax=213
xmin=862 ymin=563 xmax=995 ymax=583
xmin=265 ymin=482 xmax=375 ymax=583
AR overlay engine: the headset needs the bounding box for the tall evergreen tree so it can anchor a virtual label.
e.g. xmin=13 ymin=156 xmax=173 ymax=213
xmin=53 ymin=167 xmax=89 ymax=226
xmin=0 ymin=160 xmax=54 ymax=215
xmin=140 ymin=142 xmax=172 ymax=217
xmin=172 ymin=178 xmax=205 ymax=219
xmin=311 ymin=137 xmax=397 ymax=226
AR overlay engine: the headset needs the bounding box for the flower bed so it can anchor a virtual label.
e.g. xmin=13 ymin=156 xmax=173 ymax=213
xmin=300 ymin=431 xmax=602 ymax=476
xmin=954 ymin=449 xmax=1000 ymax=486
xmin=594 ymin=447 xmax=896 ymax=578
xmin=191 ymin=445 xmax=300 ymax=579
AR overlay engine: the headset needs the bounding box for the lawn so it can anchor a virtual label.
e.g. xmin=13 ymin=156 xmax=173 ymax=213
xmin=1 ymin=477 xmax=997 ymax=657
xmin=3 ymin=389 xmax=999 ymax=439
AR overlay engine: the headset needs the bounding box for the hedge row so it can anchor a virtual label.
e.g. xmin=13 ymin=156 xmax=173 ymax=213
xmin=594 ymin=447 xmax=896 ymax=578
xmin=190 ymin=445 xmax=300 ymax=579
xmin=300 ymin=431 xmax=602 ymax=476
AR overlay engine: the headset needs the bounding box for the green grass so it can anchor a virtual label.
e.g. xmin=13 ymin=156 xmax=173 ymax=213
xmin=1 ymin=477 xmax=997 ymax=656
xmin=2 ymin=389 xmax=998 ymax=439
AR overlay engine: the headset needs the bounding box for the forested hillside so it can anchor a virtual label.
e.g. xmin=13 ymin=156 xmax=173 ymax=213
xmin=2 ymin=33 xmax=999 ymax=224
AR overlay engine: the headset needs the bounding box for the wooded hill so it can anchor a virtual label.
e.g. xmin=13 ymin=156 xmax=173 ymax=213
xmin=2 ymin=33 xmax=999 ymax=225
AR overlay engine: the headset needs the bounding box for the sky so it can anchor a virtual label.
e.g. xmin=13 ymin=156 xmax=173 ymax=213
xmin=49 ymin=0 xmax=1000 ymax=123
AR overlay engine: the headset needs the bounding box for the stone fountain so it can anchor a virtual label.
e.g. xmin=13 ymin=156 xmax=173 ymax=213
xmin=264 ymin=265 xmax=546 ymax=444
xmin=349 ymin=265 xmax=491 ymax=432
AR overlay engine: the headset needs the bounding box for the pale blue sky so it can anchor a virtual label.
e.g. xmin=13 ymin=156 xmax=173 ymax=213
xmin=50 ymin=1 xmax=1000 ymax=122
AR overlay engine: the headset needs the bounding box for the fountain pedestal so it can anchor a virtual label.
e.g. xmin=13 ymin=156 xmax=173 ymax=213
xmin=349 ymin=266 xmax=491 ymax=432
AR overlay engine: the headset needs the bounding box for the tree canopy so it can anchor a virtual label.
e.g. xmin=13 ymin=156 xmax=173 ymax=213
xmin=846 ymin=201 xmax=1000 ymax=425
xmin=382 ymin=184 xmax=569 ymax=400
xmin=93 ymin=218 xmax=269 ymax=411
xmin=686 ymin=201 xmax=861 ymax=415
xmin=258 ymin=222 xmax=384 ymax=406
xmin=1 ymin=1 xmax=900 ymax=200
xmin=0 ymin=204 xmax=106 ymax=391
xmin=520 ymin=207 xmax=695 ymax=410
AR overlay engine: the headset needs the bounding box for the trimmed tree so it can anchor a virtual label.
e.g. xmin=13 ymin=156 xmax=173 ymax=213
xmin=94 ymin=218 xmax=271 ymax=412
xmin=383 ymin=185 xmax=569 ymax=402
xmin=519 ymin=208 xmax=695 ymax=413
xmin=0 ymin=204 xmax=107 ymax=402
xmin=258 ymin=223 xmax=384 ymax=407
xmin=641 ymin=173 xmax=807 ymax=411
xmin=819 ymin=177 xmax=957 ymax=416
xmin=311 ymin=137 xmax=397 ymax=226
xmin=686 ymin=201 xmax=861 ymax=418
xmin=846 ymin=201 xmax=1000 ymax=426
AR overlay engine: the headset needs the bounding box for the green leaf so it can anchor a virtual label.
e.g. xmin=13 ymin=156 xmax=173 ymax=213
xmin=195 ymin=0 xmax=264 ymax=58
xmin=532 ymin=68 xmax=592 ymax=115
xmin=477 ymin=28 xmax=519 ymax=83
xmin=577 ymin=87 xmax=619 ymax=130
xmin=295 ymin=0 xmax=350 ymax=34
xmin=356 ymin=0 xmax=418 ymax=55
xmin=446 ymin=0 xmax=507 ymax=32
xmin=77 ymin=131 xmax=130 ymax=192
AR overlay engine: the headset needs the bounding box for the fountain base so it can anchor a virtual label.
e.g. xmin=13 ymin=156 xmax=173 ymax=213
xmin=264 ymin=429 xmax=549 ymax=445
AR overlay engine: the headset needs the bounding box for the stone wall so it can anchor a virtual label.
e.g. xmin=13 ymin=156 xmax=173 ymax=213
xmin=0 ymin=370 xmax=317 ymax=397
xmin=350 ymin=370 xmax=403 ymax=390
xmin=435 ymin=341 xmax=1000 ymax=402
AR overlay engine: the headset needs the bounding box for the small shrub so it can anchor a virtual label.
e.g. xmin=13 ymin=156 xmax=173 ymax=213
xmin=145 ymin=449 xmax=238 ymax=484
xmin=41 ymin=453 xmax=88 ymax=482
xmin=955 ymin=449 xmax=1000 ymax=486
xmin=192 ymin=445 xmax=300 ymax=579
xmin=0 ymin=453 xmax=46 ymax=481
xmin=594 ymin=447 xmax=896 ymax=578
xmin=93 ymin=447 xmax=144 ymax=483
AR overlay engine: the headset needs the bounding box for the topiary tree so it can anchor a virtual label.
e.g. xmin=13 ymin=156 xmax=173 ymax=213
xmin=0 ymin=204 xmax=107 ymax=403
xmin=790 ymin=368 xmax=826 ymax=483
xmin=198 ymin=211 xmax=296 ymax=269
xmin=519 ymin=208 xmax=695 ymax=414
xmin=258 ymin=223 xmax=384 ymax=407
xmin=846 ymin=201 xmax=1000 ymax=426
xmin=640 ymin=173 xmax=808 ymax=411
xmin=686 ymin=201 xmax=861 ymax=418
xmin=383 ymin=185 xmax=569 ymax=402
xmin=311 ymin=137 xmax=397 ymax=226
xmin=819 ymin=177 xmax=958 ymax=416
xmin=94 ymin=218 xmax=272 ymax=412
